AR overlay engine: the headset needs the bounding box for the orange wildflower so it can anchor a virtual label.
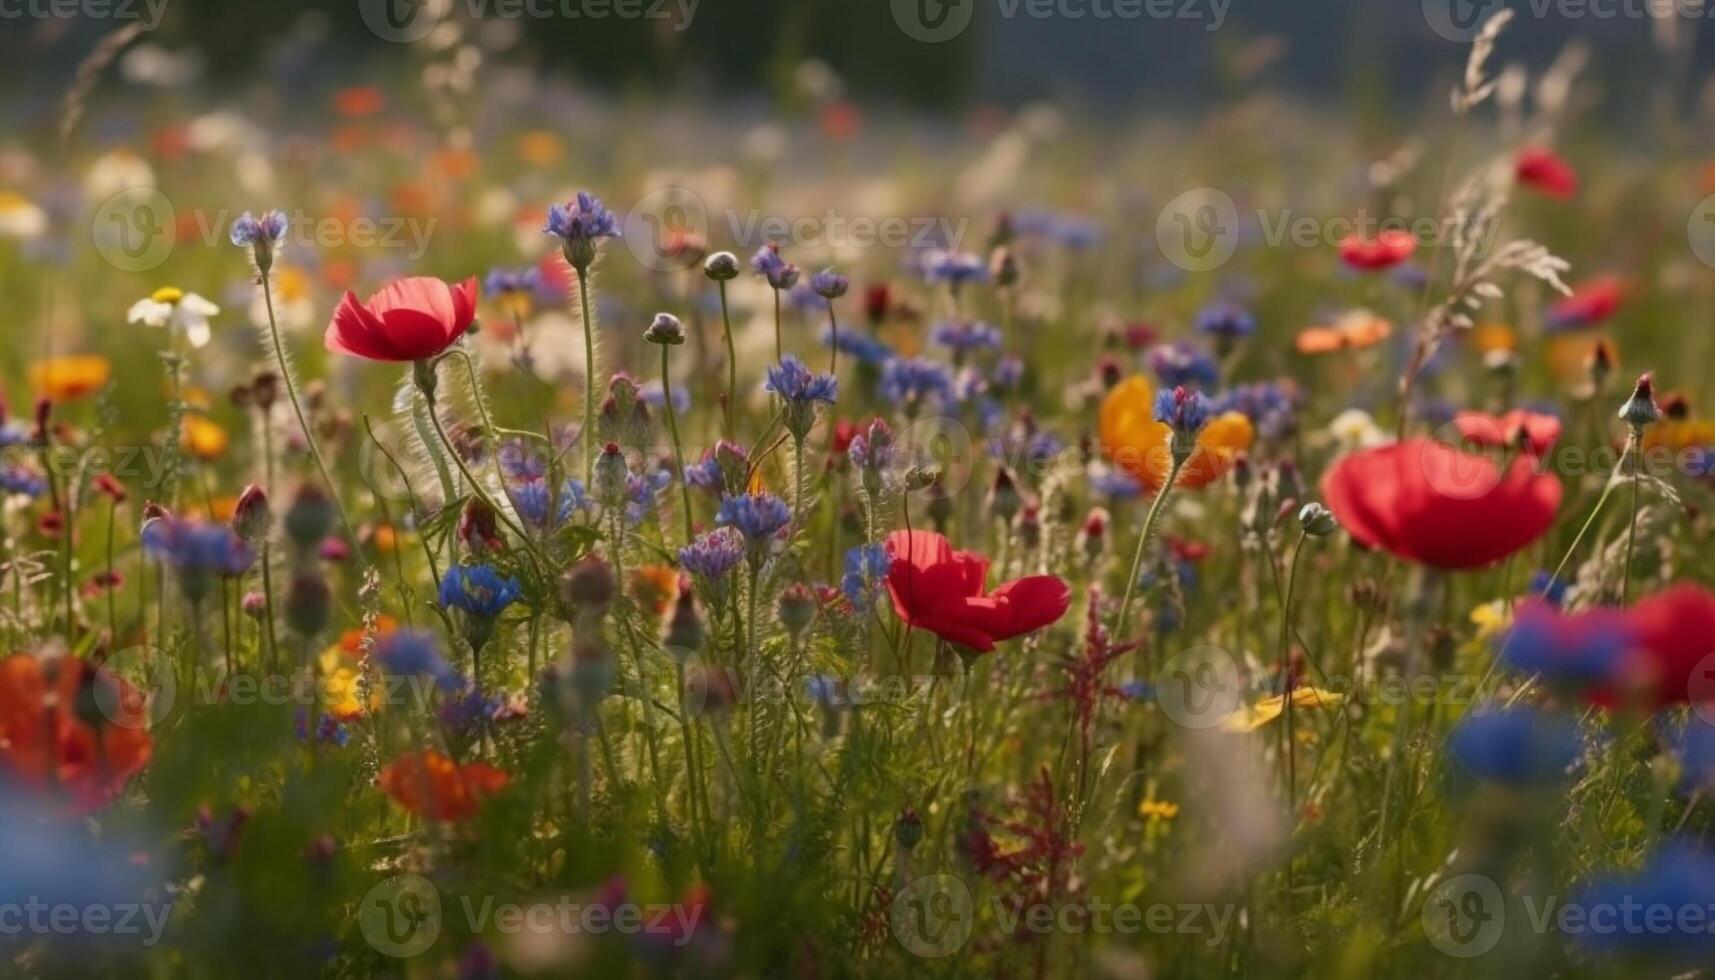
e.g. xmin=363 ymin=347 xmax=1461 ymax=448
xmin=1099 ymin=375 xmax=1253 ymax=490
xmin=29 ymin=356 xmax=111 ymax=402
xmin=0 ymin=654 xmax=152 ymax=814
xmin=378 ymin=750 xmax=508 ymax=822
xmin=1294 ymin=310 xmax=1391 ymax=355
xmin=181 ymin=414 xmax=229 ymax=460
xmin=631 ymin=565 xmax=680 ymax=615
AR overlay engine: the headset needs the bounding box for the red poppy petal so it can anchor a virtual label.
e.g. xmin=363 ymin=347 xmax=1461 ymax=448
xmin=986 ymin=575 xmax=1072 ymax=641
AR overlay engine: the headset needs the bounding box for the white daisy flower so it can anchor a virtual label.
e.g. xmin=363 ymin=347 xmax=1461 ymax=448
xmin=128 ymin=286 xmax=220 ymax=349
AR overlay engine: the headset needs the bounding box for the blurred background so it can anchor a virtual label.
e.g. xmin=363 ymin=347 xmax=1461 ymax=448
xmin=5 ymin=0 xmax=1711 ymax=126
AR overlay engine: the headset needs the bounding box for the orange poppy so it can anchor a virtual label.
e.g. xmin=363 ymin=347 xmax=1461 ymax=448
xmin=332 ymin=85 xmax=385 ymax=118
xmin=631 ymin=565 xmax=680 ymax=615
xmin=379 ymin=750 xmax=509 ymax=822
xmin=1294 ymin=311 xmax=1391 ymax=355
xmin=0 ymin=654 xmax=152 ymax=814
xmin=1098 ymin=375 xmax=1253 ymax=490
xmin=29 ymin=356 xmax=112 ymax=401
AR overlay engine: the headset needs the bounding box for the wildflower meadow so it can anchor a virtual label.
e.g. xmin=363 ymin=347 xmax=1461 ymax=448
xmin=8 ymin=4 xmax=1715 ymax=978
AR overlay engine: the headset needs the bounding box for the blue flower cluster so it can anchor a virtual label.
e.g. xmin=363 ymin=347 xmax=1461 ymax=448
xmin=374 ymin=630 xmax=462 ymax=692
xmin=229 ymin=209 xmax=288 ymax=247
xmin=765 ymin=355 xmax=839 ymax=405
xmin=1153 ymin=386 xmax=1212 ymax=436
xmin=678 ymin=526 xmax=746 ymax=580
xmin=1148 ymin=342 xmax=1220 ymax=389
xmin=543 ymin=192 xmax=620 ymax=244
xmin=840 ymin=543 xmax=892 ymax=613
xmin=879 ymin=358 xmax=955 ymax=410
xmin=438 ymin=564 xmax=522 ymax=619
xmin=510 ymin=478 xmax=588 ymax=529
xmin=931 ymin=320 xmax=1002 ymax=354
xmin=1446 ymin=708 xmax=1580 ymax=788
xmin=716 ymin=492 xmax=793 ymax=543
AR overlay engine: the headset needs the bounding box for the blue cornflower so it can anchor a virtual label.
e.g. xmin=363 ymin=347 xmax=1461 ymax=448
xmin=1446 ymin=708 xmax=1580 ymax=788
xmin=1194 ymin=301 xmax=1256 ymax=347
xmin=995 ymin=356 xmax=1024 ymax=389
xmin=810 ymin=267 xmax=849 ymax=299
xmin=716 ymin=492 xmax=792 ymax=542
xmin=1568 ymin=845 xmax=1715 ymax=960
xmin=1669 ymin=715 xmax=1715 ymax=794
xmin=438 ymin=686 xmax=503 ymax=739
xmin=1148 ymin=342 xmax=1220 ymax=389
xmin=510 ymin=478 xmax=587 ymax=529
xmin=765 ymin=355 xmax=839 ymax=405
xmin=0 ymin=467 xmax=45 ymax=498
xmin=1496 ymin=605 xmax=1635 ymax=694
xmin=930 ymin=320 xmax=1002 ymax=354
xmin=921 ymin=249 xmax=987 ymax=289
xmin=848 ymin=420 xmax=895 ymax=475
xmin=879 ymin=357 xmax=955 ymax=413
xmin=678 ymin=527 xmax=745 ymax=580
xmin=750 ymin=244 xmax=800 ymax=290
xmin=1214 ymin=382 xmax=1298 ymax=441
xmin=147 ymin=518 xmax=254 ymax=576
xmin=840 ymin=543 xmax=892 ymax=613
xmin=625 ymin=466 xmax=672 ymax=527
xmin=1153 ymin=386 xmax=1212 ymax=437
xmin=374 ymin=630 xmax=461 ymax=692
xmin=296 ymin=709 xmax=350 ymax=747
xmin=1528 ymin=570 xmax=1569 ymax=605
xmin=786 ymin=282 xmax=824 ymax=312
xmin=640 ymin=381 xmax=691 ymax=415
xmin=1089 ymin=466 xmax=1143 ymax=501
xmin=683 ymin=457 xmax=725 ymax=496
xmin=824 ymin=329 xmax=893 ymax=365
xmin=229 ymin=209 xmax=288 ymax=248
xmin=438 ymin=565 xmax=522 ymax=619
xmin=543 ymin=192 xmax=619 ymax=268
xmin=484 ymin=265 xmax=542 ymax=297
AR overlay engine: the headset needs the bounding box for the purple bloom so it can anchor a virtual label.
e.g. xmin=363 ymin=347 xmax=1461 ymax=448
xmin=229 ymin=209 xmax=288 ymax=248
xmin=1148 ymin=342 xmax=1219 ymax=389
xmin=1194 ymin=301 xmax=1256 ymax=345
xmin=824 ymin=329 xmax=893 ymax=365
xmin=810 ymin=267 xmax=849 ymax=299
xmin=484 ymin=265 xmax=542 ymax=296
xmin=879 ymin=358 xmax=955 ymax=411
xmin=765 ymin=355 xmax=838 ymax=405
xmin=840 ymin=543 xmax=892 ymax=613
xmin=375 ymin=630 xmax=461 ymax=692
xmin=930 ymin=320 xmax=1002 ymax=354
xmin=1153 ymin=386 xmax=1212 ymax=436
xmin=543 ymin=192 xmax=620 ymax=243
xmin=921 ymin=249 xmax=987 ymax=289
xmin=511 ymin=478 xmax=588 ymax=529
xmin=439 ymin=565 xmax=522 ymax=618
xmin=750 ymin=244 xmax=800 ymax=290
xmin=1213 ymin=382 xmax=1298 ymax=441
xmin=716 ymin=492 xmax=792 ymax=542
xmin=1447 ymin=708 xmax=1579 ymax=787
xmin=678 ymin=526 xmax=745 ymax=579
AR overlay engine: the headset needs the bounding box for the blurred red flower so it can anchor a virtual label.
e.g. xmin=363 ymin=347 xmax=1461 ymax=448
xmin=1547 ymin=275 xmax=1627 ymax=330
xmin=884 ymin=530 xmax=1070 ymax=652
xmin=0 ymin=654 xmax=152 ymax=814
xmin=1516 ymin=146 xmax=1577 ymax=199
xmin=1453 ymin=409 xmax=1562 ymax=456
xmin=1320 ymin=437 xmax=1561 ymax=569
xmin=326 ymin=276 xmax=477 ymax=362
xmin=1338 ymin=229 xmax=1415 ymax=271
xmin=378 ymin=749 xmax=508 ymax=822
xmin=1627 ymin=583 xmax=1715 ymax=706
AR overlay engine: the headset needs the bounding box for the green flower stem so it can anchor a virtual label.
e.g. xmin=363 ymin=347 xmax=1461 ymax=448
xmin=661 ymin=344 xmax=695 ymax=546
xmin=575 ymin=263 xmax=598 ymax=485
xmin=1279 ymin=529 xmax=1309 ymax=813
xmin=1112 ymin=454 xmax=1187 ymax=640
xmin=718 ymin=280 xmax=737 ymax=440
xmin=261 ymin=274 xmax=361 ymax=555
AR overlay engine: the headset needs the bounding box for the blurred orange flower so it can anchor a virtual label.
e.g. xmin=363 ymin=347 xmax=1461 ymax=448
xmin=379 ymin=750 xmax=508 ymax=822
xmin=29 ymin=356 xmax=111 ymax=401
xmin=0 ymin=654 xmax=152 ymax=814
xmin=1099 ymin=375 xmax=1253 ymax=489
xmin=1294 ymin=310 xmax=1390 ymax=355
xmin=181 ymin=415 xmax=229 ymax=460
xmin=332 ymin=86 xmax=385 ymax=118
xmin=631 ymin=565 xmax=679 ymax=615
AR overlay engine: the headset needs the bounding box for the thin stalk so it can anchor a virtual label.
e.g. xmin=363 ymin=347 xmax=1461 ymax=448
xmin=661 ymin=345 xmax=695 ymax=546
xmin=1112 ymin=455 xmax=1187 ymax=640
xmin=575 ymin=264 xmax=598 ymax=484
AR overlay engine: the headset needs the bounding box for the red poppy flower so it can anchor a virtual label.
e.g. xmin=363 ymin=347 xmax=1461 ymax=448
xmin=884 ymin=530 xmax=1070 ymax=652
xmin=1547 ymin=275 xmax=1626 ymax=331
xmin=1320 ymin=438 xmax=1561 ymax=570
xmin=1515 ymin=146 xmax=1577 ymax=199
xmin=326 ymin=276 xmax=478 ymax=362
xmin=1338 ymin=229 xmax=1415 ymax=271
xmin=0 ymin=654 xmax=152 ymax=814
xmin=378 ymin=749 xmax=508 ymax=822
xmin=1452 ymin=409 xmax=1562 ymax=456
xmin=1626 ymin=583 xmax=1715 ymax=706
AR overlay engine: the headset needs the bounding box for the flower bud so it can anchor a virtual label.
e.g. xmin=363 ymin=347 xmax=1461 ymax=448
xmin=241 ymin=590 xmax=268 ymax=620
xmin=594 ymin=443 xmax=630 ymax=506
xmin=778 ymin=584 xmax=817 ymax=641
xmin=1618 ymin=372 xmax=1661 ymax=429
xmin=285 ymin=571 xmax=331 ymax=638
xmin=895 ymin=808 xmax=924 ymax=851
xmin=987 ymin=467 xmax=1021 ymax=525
xmin=644 ymin=312 xmax=685 ymax=346
xmin=1298 ymin=502 xmax=1338 ymax=537
xmin=703 ymin=251 xmax=740 ymax=281
xmin=663 ymin=584 xmax=704 ymax=657
xmin=283 ymin=484 xmax=335 ymax=551
xmin=458 ymin=497 xmax=504 ymax=557
xmin=231 ymin=484 xmax=272 ymax=543
xmin=560 ymin=556 xmax=615 ymax=618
